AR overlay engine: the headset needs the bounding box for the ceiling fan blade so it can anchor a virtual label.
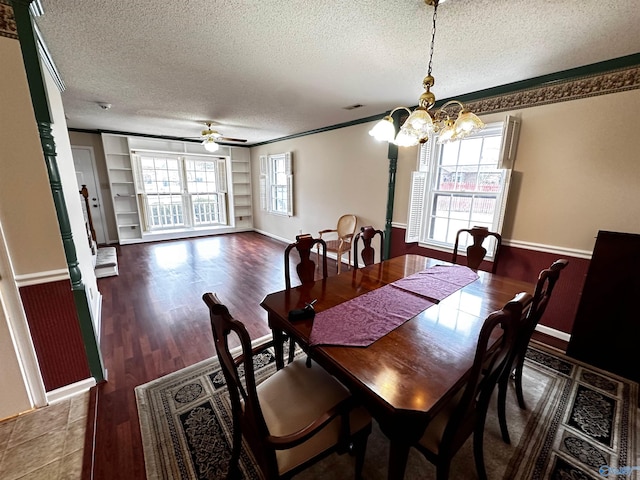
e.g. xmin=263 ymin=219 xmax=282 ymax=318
xmin=216 ymin=137 xmax=248 ymax=143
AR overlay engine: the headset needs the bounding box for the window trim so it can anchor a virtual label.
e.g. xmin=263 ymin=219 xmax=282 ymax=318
xmin=259 ymin=152 xmax=294 ymax=216
xmin=132 ymin=152 xmax=229 ymax=232
xmin=405 ymin=115 xmax=521 ymax=253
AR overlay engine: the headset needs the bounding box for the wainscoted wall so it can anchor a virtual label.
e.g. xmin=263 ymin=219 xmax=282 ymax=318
xmin=390 ymin=226 xmax=590 ymax=335
xmin=18 ymin=278 xmax=90 ymax=392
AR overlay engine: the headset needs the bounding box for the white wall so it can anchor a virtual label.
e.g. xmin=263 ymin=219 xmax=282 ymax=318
xmin=0 ymin=36 xmax=53 ymax=418
xmin=251 ymin=122 xmax=390 ymax=244
xmin=43 ymin=62 xmax=102 ymax=326
xmin=254 ymin=89 xmax=640 ymax=254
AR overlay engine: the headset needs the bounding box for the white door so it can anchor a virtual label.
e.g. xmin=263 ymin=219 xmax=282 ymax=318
xmin=72 ymin=147 xmax=107 ymax=244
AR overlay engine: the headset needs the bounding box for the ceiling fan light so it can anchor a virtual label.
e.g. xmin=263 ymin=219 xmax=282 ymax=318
xmin=368 ymin=116 xmax=396 ymax=142
xmin=202 ymin=137 xmax=219 ymax=152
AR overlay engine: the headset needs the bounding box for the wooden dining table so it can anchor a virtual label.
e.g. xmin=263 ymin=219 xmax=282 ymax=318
xmin=260 ymin=254 xmax=534 ymax=479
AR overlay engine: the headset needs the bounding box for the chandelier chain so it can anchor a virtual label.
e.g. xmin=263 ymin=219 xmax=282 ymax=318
xmin=427 ymin=0 xmax=438 ymax=77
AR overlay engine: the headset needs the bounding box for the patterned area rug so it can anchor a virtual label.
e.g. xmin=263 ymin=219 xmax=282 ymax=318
xmin=135 ymin=339 xmax=639 ymax=479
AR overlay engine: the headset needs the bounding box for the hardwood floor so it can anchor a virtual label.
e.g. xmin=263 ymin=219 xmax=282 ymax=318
xmin=90 ymin=232 xmax=341 ymax=479
xmin=88 ymin=231 xmax=567 ymax=479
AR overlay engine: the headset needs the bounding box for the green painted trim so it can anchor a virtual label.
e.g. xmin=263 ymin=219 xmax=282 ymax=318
xmin=383 ymin=156 xmax=397 ymax=260
xmin=73 ymin=288 xmax=105 ymax=383
xmin=39 ymin=122 xmax=83 ymax=288
xmin=11 ymin=0 xmax=50 ymax=124
xmin=253 ymin=53 xmax=640 ymax=147
xmin=383 ymin=109 xmax=403 ymax=259
xmin=438 ymin=53 xmax=640 ymax=106
xmin=251 ymin=114 xmax=382 ymax=147
xmin=68 ymin=127 xmax=251 ymax=148
xmin=13 ymin=0 xmax=105 ymax=382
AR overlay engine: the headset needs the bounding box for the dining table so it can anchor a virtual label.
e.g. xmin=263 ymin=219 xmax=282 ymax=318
xmin=260 ymin=254 xmax=534 ymax=479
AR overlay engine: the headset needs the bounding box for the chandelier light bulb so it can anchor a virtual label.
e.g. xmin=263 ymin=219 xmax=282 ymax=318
xmin=368 ymin=116 xmax=396 ymax=142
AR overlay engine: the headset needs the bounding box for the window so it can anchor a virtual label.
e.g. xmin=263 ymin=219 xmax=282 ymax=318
xmin=133 ymin=153 xmax=227 ymax=232
xmin=406 ymin=115 xmax=520 ymax=255
xmin=259 ymin=152 xmax=293 ymax=216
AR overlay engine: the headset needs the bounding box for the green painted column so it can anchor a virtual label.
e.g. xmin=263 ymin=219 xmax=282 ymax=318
xmin=383 ymin=145 xmax=398 ymax=260
xmin=11 ymin=0 xmax=105 ymax=382
xmin=383 ymin=109 xmax=404 ymax=260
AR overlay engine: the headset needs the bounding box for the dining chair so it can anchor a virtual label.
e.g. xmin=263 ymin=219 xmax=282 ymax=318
xmin=452 ymin=226 xmax=502 ymax=273
xmin=318 ymin=214 xmax=357 ymax=274
xmin=202 ymin=292 xmax=372 ymax=480
xmin=284 ymin=234 xmax=327 ymax=364
xmin=284 ymin=234 xmax=328 ymax=290
xmin=411 ymin=292 xmax=530 ymax=480
xmin=353 ymin=226 xmax=384 ymax=269
xmin=497 ymin=259 xmax=569 ymax=444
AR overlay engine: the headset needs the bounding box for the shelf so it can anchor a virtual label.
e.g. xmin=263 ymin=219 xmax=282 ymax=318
xmin=103 ymin=132 xmax=254 ymax=243
xmin=103 ymin=133 xmax=143 ymax=244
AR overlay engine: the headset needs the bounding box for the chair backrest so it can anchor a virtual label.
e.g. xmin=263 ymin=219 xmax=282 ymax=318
xmin=522 ymin=259 xmax=569 ymax=340
xmin=201 ymin=292 xmax=274 ymax=472
xmin=284 ymin=234 xmax=327 ymax=289
xmin=336 ymin=214 xmax=357 ymax=241
xmin=442 ymin=292 xmax=530 ymax=448
xmin=353 ymin=226 xmax=384 ymax=268
xmin=452 ymin=226 xmax=502 ymax=273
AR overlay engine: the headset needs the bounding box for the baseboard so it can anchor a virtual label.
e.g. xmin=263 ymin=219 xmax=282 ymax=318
xmin=535 ymin=323 xmax=571 ymax=342
xmin=253 ymin=229 xmax=353 ymax=267
xmin=46 ymin=377 xmax=96 ymax=404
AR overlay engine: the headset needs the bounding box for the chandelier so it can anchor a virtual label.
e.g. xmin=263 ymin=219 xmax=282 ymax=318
xmin=369 ymin=0 xmax=484 ymax=146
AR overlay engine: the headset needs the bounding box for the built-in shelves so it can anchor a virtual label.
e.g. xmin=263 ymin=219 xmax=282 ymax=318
xmin=102 ymin=134 xmax=144 ymax=244
xmin=102 ymin=133 xmax=254 ymax=243
xmin=230 ymin=148 xmax=253 ymax=229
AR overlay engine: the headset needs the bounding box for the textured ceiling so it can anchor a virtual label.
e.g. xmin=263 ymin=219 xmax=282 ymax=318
xmin=34 ymin=0 xmax=640 ymax=145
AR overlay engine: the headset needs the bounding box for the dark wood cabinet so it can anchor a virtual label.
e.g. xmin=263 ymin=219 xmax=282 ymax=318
xmin=566 ymin=230 xmax=640 ymax=383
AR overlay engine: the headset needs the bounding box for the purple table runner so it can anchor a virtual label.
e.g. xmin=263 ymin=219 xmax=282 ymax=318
xmin=309 ymin=265 xmax=478 ymax=347
xmin=390 ymin=265 xmax=479 ymax=302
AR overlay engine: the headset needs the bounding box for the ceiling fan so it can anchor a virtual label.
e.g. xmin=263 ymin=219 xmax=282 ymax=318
xmin=199 ymin=122 xmax=247 ymax=152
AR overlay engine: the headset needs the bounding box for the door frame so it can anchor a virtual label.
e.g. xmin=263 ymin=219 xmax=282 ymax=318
xmin=0 ymin=219 xmax=47 ymax=410
xmin=71 ymin=145 xmax=109 ymax=245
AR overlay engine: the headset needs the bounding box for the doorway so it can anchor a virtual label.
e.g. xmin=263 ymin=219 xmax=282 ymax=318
xmin=72 ymin=146 xmax=108 ymax=245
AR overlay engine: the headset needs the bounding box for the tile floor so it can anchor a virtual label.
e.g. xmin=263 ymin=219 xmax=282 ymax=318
xmin=0 ymin=391 xmax=88 ymax=480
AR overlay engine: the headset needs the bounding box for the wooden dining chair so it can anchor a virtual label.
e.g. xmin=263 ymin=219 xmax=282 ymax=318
xmin=202 ymin=292 xmax=372 ymax=480
xmin=284 ymin=234 xmax=328 ymax=289
xmin=452 ymin=226 xmax=502 ymax=273
xmin=284 ymin=234 xmax=327 ymax=363
xmin=411 ymin=292 xmax=530 ymax=480
xmin=497 ymin=259 xmax=569 ymax=444
xmin=353 ymin=226 xmax=384 ymax=269
xmin=318 ymin=214 xmax=357 ymax=274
